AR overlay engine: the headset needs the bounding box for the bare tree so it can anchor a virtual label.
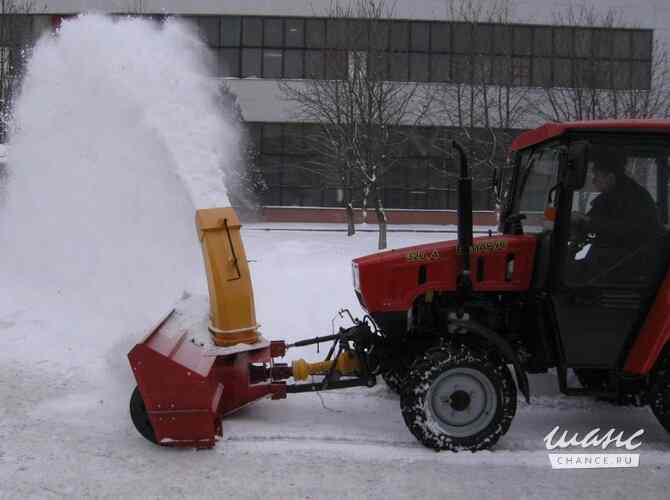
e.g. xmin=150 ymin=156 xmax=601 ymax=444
xmin=534 ymin=4 xmax=670 ymax=121
xmin=426 ymin=0 xmax=531 ymax=195
xmin=280 ymin=0 xmax=427 ymax=249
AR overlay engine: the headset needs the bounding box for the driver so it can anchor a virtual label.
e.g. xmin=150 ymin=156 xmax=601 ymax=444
xmin=573 ymin=155 xmax=661 ymax=245
xmin=571 ymin=151 xmax=662 ymax=283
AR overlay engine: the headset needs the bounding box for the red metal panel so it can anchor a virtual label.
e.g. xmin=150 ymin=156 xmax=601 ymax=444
xmin=511 ymin=119 xmax=670 ymax=152
xmin=624 ymin=271 xmax=670 ymax=374
xmin=128 ymin=323 xmax=279 ymax=447
xmin=354 ymin=235 xmax=537 ymax=313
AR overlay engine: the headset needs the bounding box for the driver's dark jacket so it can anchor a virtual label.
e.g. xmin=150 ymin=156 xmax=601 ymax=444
xmin=586 ymin=175 xmax=662 ymax=248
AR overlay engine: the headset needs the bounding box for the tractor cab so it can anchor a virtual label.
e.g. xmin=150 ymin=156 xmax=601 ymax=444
xmin=501 ymin=120 xmax=670 ymax=379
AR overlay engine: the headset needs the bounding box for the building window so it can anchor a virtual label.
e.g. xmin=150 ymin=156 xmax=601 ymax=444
xmin=389 ymin=52 xmax=408 ymax=81
xmin=632 ymin=30 xmax=652 ymax=60
xmin=242 ymin=17 xmax=262 ymax=47
xmin=306 ymin=19 xmax=325 ymax=48
xmin=284 ymin=49 xmax=304 ymax=78
xmin=390 ymin=21 xmax=409 ymax=51
xmin=452 ymin=23 xmax=472 ymax=53
xmin=285 ymin=18 xmax=304 ymax=48
xmin=369 ymin=52 xmax=389 ymax=80
xmin=553 ymin=58 xmax=572 ymax=87
xmin=554 ymin=27 xmax=572 ymax=57
xmin=262 ymin=49 xmax=283 ymax=78
xmin=263 ymin=18 xmax=283 ymax=48
xmin=431 ymin=22 xmax=450 ymax=52
xmin=532 ymin=57 xmax=551 ymax=87
xmin=513 ymin=26 xmax=532 ymax=56
xmin=196 ymin=16 xmax=220 ymax=47
xmin=632 ymin=61 xmax=652 ymax=90
xmin=221 ymin=16 xmax=241 ymax=47
xmin=305 ymin=50 xmax=324 ymax=78
xmin=474 ymin=24 xmax=493 ymax=55
xmin=593 ymin=30 xmax=612 ymax=58
xmin=326 ymin=18 xmax=346 ymax=49
xmin=613 ymin=30 xmax=631 ymax=58
xmin=430 ymin=54 xmax=449 ymax=82
xmin=220 ymin=48 xmax=239 ymax=77
xmin=410 ymin=52 xmax=429 ymax=81
xmin=453 ymin=55 xmax=472 ymax=83
xmin=411 ymin=22 xmax=429 ymax=51
xmin=612 ymin=60 xmax=632 ymax=89
xmin=241 ymin=48 xmax=261 ymax=77
xmin=493 ymin=25 xmax=511 ymax=55
xmin=574 ymin=28 xmax=592 ymax=58
xmin=533 ymin=27 xmax=552 ymax=56
xmin=511 ymin=57 xmax=530 ymax=85
xmin=371 ymin=20 xmax=389 ymax=50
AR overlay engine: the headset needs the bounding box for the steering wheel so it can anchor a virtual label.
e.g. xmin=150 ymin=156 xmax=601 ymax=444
xmin=568 ymin=213 xmax=595 ymax=259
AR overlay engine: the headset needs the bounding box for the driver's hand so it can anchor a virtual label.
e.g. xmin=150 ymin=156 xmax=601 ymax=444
xmin=571 ymin=212 xmax=590 ymax=227
xmin=570 ymin=212 xmax=591 ymax=239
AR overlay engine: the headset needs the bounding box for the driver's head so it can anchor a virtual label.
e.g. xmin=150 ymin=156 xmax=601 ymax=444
xmin=592 ymin=149 xmax=625 ymax=193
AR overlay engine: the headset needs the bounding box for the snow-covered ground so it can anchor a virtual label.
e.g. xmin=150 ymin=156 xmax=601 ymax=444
xmin=1 ymin=226 xmax=669 ymax=499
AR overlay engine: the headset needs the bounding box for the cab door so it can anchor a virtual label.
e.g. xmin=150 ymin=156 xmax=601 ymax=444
xmin=552 ymin=145 xmax=665 ymax=369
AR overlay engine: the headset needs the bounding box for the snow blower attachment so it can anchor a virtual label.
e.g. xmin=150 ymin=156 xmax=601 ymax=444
xmin=128 ymin=207 xmax=376 ymax=448
xmin=196 ymin=208 xmax=259 ymax=347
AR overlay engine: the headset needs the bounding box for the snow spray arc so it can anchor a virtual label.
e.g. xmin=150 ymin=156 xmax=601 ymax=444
xmin=543 ymin=426 xmax=644 ymax=469
xmin=0 ymin=14 xmax=237 ymax=378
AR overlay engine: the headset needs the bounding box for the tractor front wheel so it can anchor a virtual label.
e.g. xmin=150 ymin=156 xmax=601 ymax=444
xmin=400 ymin=343 xmax=517 ymax=451
xmin=382 ymin=368 xmax=406 ymax=394
xmin=130 ymin=386 xmax=158 ymax=444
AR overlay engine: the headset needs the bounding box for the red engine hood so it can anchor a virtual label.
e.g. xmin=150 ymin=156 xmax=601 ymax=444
xmin=352 ymin=234 xmax=537 ymax=313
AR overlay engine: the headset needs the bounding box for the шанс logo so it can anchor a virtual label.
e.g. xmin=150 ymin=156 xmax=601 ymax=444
xmin=543 ymin=426 xmax=644 ymax=469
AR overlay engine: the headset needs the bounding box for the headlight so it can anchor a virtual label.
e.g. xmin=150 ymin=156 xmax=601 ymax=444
xmin=352 ymin=262 xmax=360 ymax=291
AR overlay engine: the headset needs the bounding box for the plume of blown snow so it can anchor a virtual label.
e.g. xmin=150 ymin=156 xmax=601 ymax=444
xmin=0 ymin=14 xmax=237 ymax=376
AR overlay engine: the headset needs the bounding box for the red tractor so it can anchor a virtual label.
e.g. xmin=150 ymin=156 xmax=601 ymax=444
xmin=353 ymin=120 xmax=670 ymax=450
xmin=128 ymin=119 xmax=670 ymax=452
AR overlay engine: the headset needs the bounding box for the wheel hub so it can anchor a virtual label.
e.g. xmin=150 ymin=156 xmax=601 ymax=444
xmin=448 ymin=390 xmax=471 ymax=411
xmin=428 ymin=367 xmax=497 ymax=438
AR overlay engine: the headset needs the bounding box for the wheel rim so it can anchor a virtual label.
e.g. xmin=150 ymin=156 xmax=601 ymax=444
xmin=426 ymin=367 xmax=497 ymax=438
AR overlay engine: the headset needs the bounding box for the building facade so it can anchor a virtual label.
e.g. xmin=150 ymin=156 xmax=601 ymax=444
xmin=1 ymin=0 xmax=668 ymax=223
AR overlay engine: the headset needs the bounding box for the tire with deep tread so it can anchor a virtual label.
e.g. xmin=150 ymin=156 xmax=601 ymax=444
xmin=400 ymin=343 xmax=517 ymax=451
xmin=382 ymin=367 xmax=407 ymax=394
xmin=650 ymin=352 xmax=670 ymax=434
xmin=130 ymin=386 xmax=158 ymax=444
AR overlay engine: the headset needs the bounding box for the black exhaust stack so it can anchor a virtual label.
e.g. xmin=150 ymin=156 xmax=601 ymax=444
xmin=452 ymin=141 xmax=473 ymax=302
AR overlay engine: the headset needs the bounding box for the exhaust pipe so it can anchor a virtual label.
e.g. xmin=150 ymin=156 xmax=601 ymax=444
xmin=452 ymin=141 xmax=473 ymax=301
xmin=195 ymin=207 xmax=259 ymax=346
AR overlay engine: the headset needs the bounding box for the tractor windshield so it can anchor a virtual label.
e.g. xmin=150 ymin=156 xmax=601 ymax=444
xmin=510 ymin=146 xmax=560 ymax=232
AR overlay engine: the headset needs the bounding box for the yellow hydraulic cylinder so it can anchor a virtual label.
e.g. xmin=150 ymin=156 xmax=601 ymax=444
xmin=291 ymin=351 xmax=361 ymax=381
xmin=196 ymin=207 xmax=259 ymax=347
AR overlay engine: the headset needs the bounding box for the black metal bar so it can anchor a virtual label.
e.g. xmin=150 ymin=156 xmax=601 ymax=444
xmin=452 ymin=140 xmax=473 ymax=301
xmin=285 ymin=378 xmax=371 ymax=393
xmin=288 ymin=333 xmax=340 ymax=348
xmin=321 ymin=344 xmax=344 ymax=390
xmin=223 ymin=218 xmax=242 ymax=281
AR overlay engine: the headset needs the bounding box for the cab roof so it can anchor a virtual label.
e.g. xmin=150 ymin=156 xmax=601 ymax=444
xmin=510 ymin=119 xmax=670 ymax=152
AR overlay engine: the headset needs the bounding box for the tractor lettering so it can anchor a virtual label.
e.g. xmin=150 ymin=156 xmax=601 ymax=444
xmin=457 ymin=239 xmax=508 ymax=255
xmin=406 ymin=249 xmax=440 ymax=262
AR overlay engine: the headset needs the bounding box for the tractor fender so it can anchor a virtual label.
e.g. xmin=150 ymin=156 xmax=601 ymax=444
xmin=449 ymin=319 xmax=530 ymax=403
